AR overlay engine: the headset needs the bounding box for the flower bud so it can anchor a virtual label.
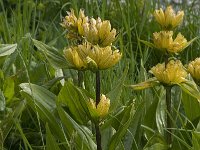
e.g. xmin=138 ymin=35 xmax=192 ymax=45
xmin=87 ymin=94 xmax=110 ymax=120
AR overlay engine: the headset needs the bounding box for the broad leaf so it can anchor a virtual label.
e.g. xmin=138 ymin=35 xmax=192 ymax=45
xmin=57 ymin=80 xmax=90 ymax=124
xmin=0 ymin=44 xmax=17 ymax=57
xmin=57 ymin=105 xmax=96 ymax=150
xmin=182 ymin=91 xmax=200 ymax=121
xmin=32 ymin=39 xmax=70 ymax=69
xmin=46 ymin=124 xmax=61 ymax=150
xmin=20 ymin=83 xmax=68 ymax=149
xmin=179 ymin=80 xmax=200 ymax=101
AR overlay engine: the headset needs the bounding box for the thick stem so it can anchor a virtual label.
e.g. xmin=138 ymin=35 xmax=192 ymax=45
xmin=95 ymin=71 xmax=102 ymax=150
xmin=165 ymin=86 xmax=172 ymax=146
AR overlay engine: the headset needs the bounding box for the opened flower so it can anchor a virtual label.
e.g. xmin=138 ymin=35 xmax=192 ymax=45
xmin=77 ymin=42 xmax=122 ymax=70
xmin=150 ymin=60 xmax=187 ymax=85
xmin=63 ymin=46 xmax=87 ymax=70
xmin=83 ymin=17 xmax=117 ymax=47
xmin=63 ymin=42 xmax=121 ymax=71
xmin=153 ymin=31 xmax=187 ymax=53
xmin=188 ymin=58 xmax=200 ymax=84
xmin=87 ymin=94 xmax=110 ymax=120
xmin=61 ymin=9 xmax=88 ymax=39
xmin=154 ymin=5 xmax=184 ymax=30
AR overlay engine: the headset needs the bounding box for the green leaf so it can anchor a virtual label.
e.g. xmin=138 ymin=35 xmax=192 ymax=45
xmin=126 ymin=77 xmax=160 ymax=90
xmin=139 ymin=39 xmax=155 ymax=48
xmin=57 ymin=104 xmax=96 ymax=150
xmin=0 ymin=44 xmax=17 ymax=57
xmin=32 ymin=39 xmax=70 ymax=69
xmin=46 ymin=123 xmax=61 ymax=150
xmin=57 ymin=80 xmax=90 ymax=124
xmin=108 ymin=101 xmax=139 ymax=149
xmin=192 ymin=131 xmax=200 ymax=150
xmin=182 ymin=37 xmax=198 ymax=50
xmin=107 ymin=66 xmax=128 ymax=112
xmin=143 ymin=134 xmax=168 ymax=150
xmin=20 ymin=83 xmax=68 ymax=149
xmin=179 ymin=80 xmax=200 ymax=101
xmin=3 ymin=77 xmax=15 ymax=103
xmin=181 ymin=91 xmax=200 ymax=121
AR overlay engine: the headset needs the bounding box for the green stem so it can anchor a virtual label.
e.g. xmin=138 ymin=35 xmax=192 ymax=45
xmin=78 ymin=71 xmax=83 ymax=87
xmin=166 ymin=86 xmax=172 ymax=146
xmin=95 ymin=71 xmax=102 ymax=150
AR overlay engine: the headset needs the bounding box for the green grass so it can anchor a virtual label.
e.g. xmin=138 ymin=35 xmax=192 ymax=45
xmin=0 ymin=0 xmax=200 ymax=150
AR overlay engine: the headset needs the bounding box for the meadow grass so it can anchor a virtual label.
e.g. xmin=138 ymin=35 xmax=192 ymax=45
xmin=0 ymin=0 xmax=200 ymax=149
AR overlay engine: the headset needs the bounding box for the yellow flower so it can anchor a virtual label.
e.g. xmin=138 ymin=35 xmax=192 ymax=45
xmin=154 ymin=6 xmax=184 ymax=30
xmin=150 ymin=60 xmax=187 ymax=85
xmin=153 ymin=31 xmax=187 ymax=53
xmin=63 ymin=46 xmax=87 ymax=70
xmin=87 ymin=94 xmax=110 ymax=119
xmin=77 ymin=42 xmax=122 ymax=70
xmin=61 ymin=9 xmax=88 ymax=39
xmin=188 ymin=58 xmax=200 ymax=83
xmin=63 ymin=42 xmax=121 ymax=71
xmin=83 ymin=17 xmax=117 ymax=47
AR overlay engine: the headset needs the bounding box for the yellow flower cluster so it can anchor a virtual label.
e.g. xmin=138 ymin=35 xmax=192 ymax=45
xmin=153 ymin=31 xmax=187 ymax=53
xmin=150 ymin=60 xmax=187 ymax=85
xmin=62 ymin=9 xmax=121 ymax=71
xmin=87 ymin=94 xmax=110 ymax=119
xmin=61 ymin=9 xmax=117 ymax=47
xmin=188 ymin=58 xmax=200 ymax=82
xmin=83 ymin=17 xmax=117 ymax=47
xmin=63 ymin=42 xmax=122 ymax=70
xmin=154 ymin=5 xmax=184 ymax=30
xmin=61 ymin=9 xmax=88 ymax=39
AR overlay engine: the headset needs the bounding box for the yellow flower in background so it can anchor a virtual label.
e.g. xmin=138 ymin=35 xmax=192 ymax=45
xmin=87 ymin=94 xmax=110 ymax=119
xmin=154 ymin=5 xmax=184 ymax=30
xmin=63 ymin=46 xmax=87 ymax=70
xmin=83 ymin=17 xmax=117 ymax=47
xmin=188 ymin=58 xmax=200 ymax=83
xmin=77 ymin=42 xmax=122 ymax=70
xmin=153 ymin=31 xmax=187 ymax=53
xmin=61 ymin=9 xmax=88 ymax=39
xmin=150 ymin=60 xmax=187 ymax=85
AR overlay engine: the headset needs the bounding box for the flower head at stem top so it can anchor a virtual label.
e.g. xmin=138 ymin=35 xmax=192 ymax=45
xmin=64 ymin=42 xmax=122 ymax=71
xmin=154 ymin=5 xmax=184 ymax=30
xmin=150 ymin=60 xmax=187 ymax=86
xmin=61 ymin=9 xmax=88 ymax=40
xmin=153 ymin=31 xmax=188 ymax=54
xmin=83 ymin=17 xmax=117 ymax=47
